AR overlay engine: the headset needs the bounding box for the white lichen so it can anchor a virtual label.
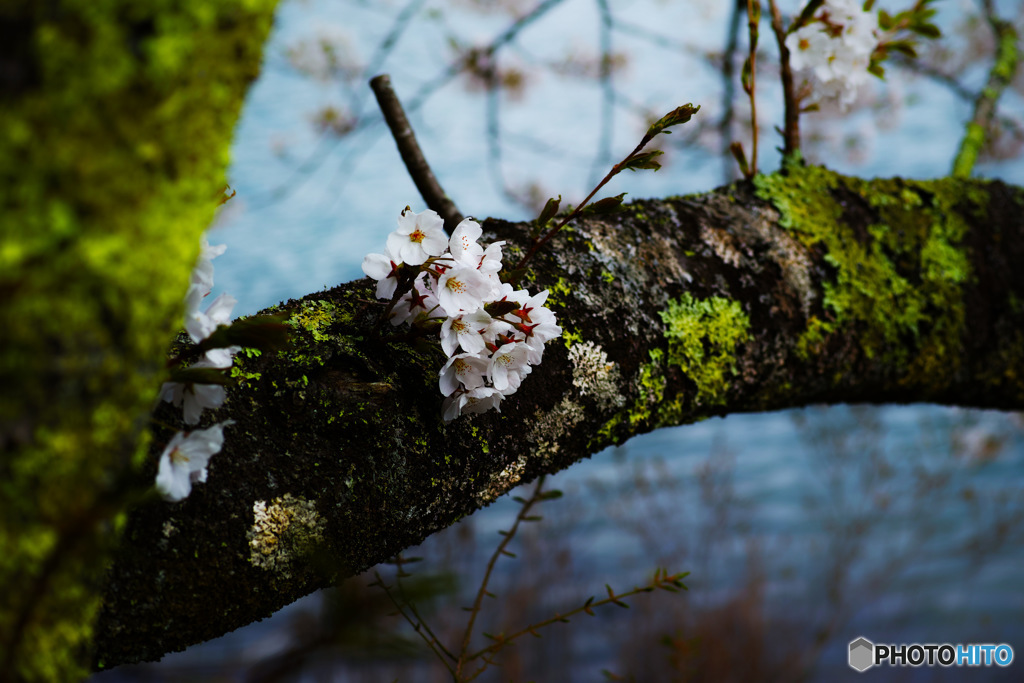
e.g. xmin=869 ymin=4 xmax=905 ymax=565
xmin=476 ymin=454 xmax=528 ymax=505
xmin=248 ymin=493 xmax=325 ymax=578
xmin=529 ymin=396 xmax=586 ymax=462
xmin=701 ymin=224 xmax=745 ymax=268
xmin=568 ymin=341 xmax=625 ymax=409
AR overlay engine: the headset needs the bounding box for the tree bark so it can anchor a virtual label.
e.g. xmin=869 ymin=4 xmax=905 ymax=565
xmin=94 ymin=168 xmax=1024 ymax=669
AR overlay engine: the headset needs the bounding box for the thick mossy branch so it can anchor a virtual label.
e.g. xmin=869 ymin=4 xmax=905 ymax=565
xmin=95 ymin=169 xmax=1024 ymax=669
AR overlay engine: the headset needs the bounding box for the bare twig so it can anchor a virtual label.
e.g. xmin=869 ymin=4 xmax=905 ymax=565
xmin=720 ymin=0 xmax=746 ymax=184
xmin=392 ymin=555 xmax=458 ymax=663
xmin=372 ymin=569 xmax=458 ymax=677
xmin=370 ymin=74 xmax=465 ymax=233
xmin=743 ymin=0 xmax=761 ymax=178
xmin=454 ymin=475 xmax=549 ymax=679
xmin=768 ymin=0 xmax=801 ymax=160
xmin=951 ymin=4 xmax=1020 ymax=177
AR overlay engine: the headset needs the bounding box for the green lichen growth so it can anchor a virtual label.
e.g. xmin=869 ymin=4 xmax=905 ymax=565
xmin=660 ymin=293 xmax=750 ymax=406
xmin=753 ymin=166 xmax=981 ymax=388
xmin=288 ymin=299 xmax=338 ymax=342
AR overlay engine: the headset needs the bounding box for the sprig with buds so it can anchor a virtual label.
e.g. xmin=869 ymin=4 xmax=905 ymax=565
xmin=513 ymin=103 xmax=700 ymax=274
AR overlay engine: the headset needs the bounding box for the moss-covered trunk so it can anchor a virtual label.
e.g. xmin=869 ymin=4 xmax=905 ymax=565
xmin=94 ymin=170 xmax=1024 ymax=669
xmin=0 ymin=2 xmax=278 ymax=681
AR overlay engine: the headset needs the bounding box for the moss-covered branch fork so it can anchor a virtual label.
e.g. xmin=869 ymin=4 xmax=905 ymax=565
xmin=94 ymin=167 xmax=1024 ymax=669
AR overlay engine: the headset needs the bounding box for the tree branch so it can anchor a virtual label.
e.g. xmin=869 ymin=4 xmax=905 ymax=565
xmin=371 ymin=73 xmax=465 ymax=232
xmin=94 ymin=168 xmax=1024 ymax=670
xmin=951 ymin=8 xmax=1020 ymax=178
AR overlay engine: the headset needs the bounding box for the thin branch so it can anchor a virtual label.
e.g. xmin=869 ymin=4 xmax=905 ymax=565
xmin=370 ymin=74 xmax=465 ymax=233
xmin=464 ymin=569 xmax=689 ymax=664
xmin=372 ymin=570 xmax=457 ymax=677
xmin=743 ymin=0 xmax=760 ymax=178
xmin=951 ymin=5 xmax=1020 ymax=178
xmin=392 ymin=555 xmax=457 ymax=663
xmin=720 ymin=0 xmax=746 ymax=184
xmin=768 ymin=0 xmax=801 ymax=160
xmin=454 ymin=475 xmax=548 ymax=679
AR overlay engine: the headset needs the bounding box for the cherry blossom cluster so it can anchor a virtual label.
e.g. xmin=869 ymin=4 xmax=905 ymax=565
xmin=362 ymin=208 xmax=561 ymax=421
xmin=155 ymin=238 xmax=237 ymax=502
xmin=786 ymin=0 xmax=879 ymax=109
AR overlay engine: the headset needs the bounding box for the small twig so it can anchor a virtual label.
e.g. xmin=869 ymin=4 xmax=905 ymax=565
xmin=951 ymin=5 xmax=1020 ymax=178
xmin=392 ymin=555 xmax=458 ymax=663
xmin=720 ymin=0 xmax=746 ymax=184
xmin=370 ymin=74 xmax=465 ymax=233
xmin=768 ymin=0 xmax=801 ymax=160
xmin=464 ymin=569 xmax=689 ymax=666
xmin=744 ymin=0 xmax=760 ymax=177
xmin=455 ymin=475 xmax=548 ymax=679
xmin=372 ymin=569 xmax=457 ymax=677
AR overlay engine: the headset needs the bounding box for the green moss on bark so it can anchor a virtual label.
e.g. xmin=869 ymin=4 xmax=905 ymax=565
xmin=753 ymin=165 xmax=985 ymax=390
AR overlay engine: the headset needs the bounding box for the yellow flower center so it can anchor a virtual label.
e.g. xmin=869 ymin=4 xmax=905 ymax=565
xmin=169 ymin=446 xmax=190 ymax=465
xmin=410 ymin=228 xmax=426 ymax=243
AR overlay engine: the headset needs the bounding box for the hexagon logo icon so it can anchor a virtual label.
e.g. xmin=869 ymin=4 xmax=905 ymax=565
xmin=849 ymin=637 xmax=874 ymax=672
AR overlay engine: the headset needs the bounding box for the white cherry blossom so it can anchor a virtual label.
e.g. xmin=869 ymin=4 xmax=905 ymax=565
xmin=440 ymin=309 xmax=495 ymax=356
xmin=442 ymin=386 xmax=504 ymax=421
xmin=363 ymin=206 xmax=560 ymax=421
xmin=784 ymin=0 xmax=879 ymax=110
xmin=461 ymin=386 xmax=505 ymax=415
xmin=155 ymin=422 xmax=229 ymax=502
xmin=437 ymin=265 xmax=493 ymax=316
xmin=159 ymin=356 xmax=231 ymax=425
xmin=185 ymin=288 xmax=237 ymax=344
xmin=386 ymin=208 xmax=447 ymax=265
xmin=448 ymin=218 xmax=484 ymax=267
xmin=439 ymin=352 xmax=489 ymax=396
xmin=488 ymin=342 xmax=531 ymax=392
xmin=362 ymin=243 xmax=403 ymax=299
xmin=191 ymin=238 xmax=227 ymax=297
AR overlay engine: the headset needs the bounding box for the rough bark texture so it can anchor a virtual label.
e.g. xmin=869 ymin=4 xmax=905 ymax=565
xmin=94 ymin=169 xmax=1024 ymax=669
xmin=0 ymin=2 xmax=279 ymax=681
